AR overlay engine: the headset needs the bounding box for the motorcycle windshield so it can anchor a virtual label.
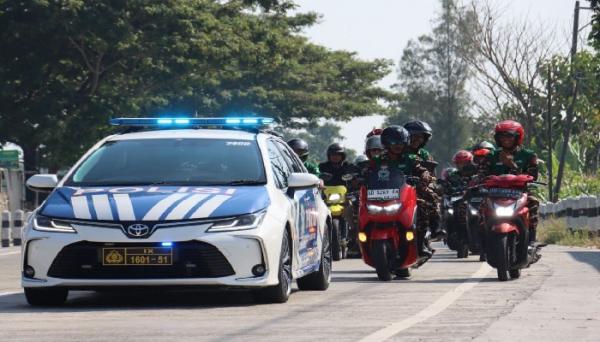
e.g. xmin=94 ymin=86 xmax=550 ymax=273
xmin=365 ymin=166 xmax=406 ymax=201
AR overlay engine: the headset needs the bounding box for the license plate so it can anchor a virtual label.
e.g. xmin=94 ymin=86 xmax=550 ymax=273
xmin=102 ymin=247 xmax=172 ymax=266
xmin=367 ymin=188 xmax=400 ymax=200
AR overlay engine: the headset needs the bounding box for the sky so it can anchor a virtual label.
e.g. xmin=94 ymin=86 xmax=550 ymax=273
xmin=292 ymin=0 xmax=593 ymax=155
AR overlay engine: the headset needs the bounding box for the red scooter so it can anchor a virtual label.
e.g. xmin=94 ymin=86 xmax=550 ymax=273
xmin=480 ymin=174 xmax=544 ymax=281
xmin=358 ymin=167 xmax=430 ymax=281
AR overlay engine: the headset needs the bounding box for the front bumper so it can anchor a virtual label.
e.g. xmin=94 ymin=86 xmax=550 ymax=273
xmin=21 ymin=220 xmax=278 ymax=289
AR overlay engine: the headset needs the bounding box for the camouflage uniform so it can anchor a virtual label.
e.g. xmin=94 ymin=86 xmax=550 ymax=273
xmin=406 ymin=148 xmax=441 ymax=236
xmin=480 ymin=147 xmax=540 ymax=238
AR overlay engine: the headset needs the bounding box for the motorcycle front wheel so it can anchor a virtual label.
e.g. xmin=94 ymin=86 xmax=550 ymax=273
xmin=372 ymin=239 xmax=394 ymax=281
xmin=491 ymin=234 xmax=510 ymax=281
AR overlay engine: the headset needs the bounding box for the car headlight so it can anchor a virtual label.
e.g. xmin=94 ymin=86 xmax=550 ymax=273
xmin=328 ymin=193 xmax=342 ymax=202
xmin=367 ymin=203 xmax=402 ymax=215
xmin=207 ymin=211 xmax=266 ymax=232
xmin=33 ymin=215 xmax=76 ymax=233
xmin=494 ymin=203 xmax=516 ymax=217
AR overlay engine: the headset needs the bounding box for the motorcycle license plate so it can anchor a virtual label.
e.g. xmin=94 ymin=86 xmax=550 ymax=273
xmin=487 ymin=188 xmax=522 ymax=198
xmin=367 ymin=189 xmax=400 ymax=200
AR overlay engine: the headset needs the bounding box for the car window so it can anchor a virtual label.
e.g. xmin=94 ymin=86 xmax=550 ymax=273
xmin=267 ymin=140 xmax=289 ymax=189
xmin=65 ymin=138 xmax=266 ymax=186
xmin=274 ymin=140 xmax=306 ymax=173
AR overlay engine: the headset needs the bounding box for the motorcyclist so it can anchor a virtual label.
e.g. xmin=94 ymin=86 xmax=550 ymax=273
xmin=480 ymin=120 xmax=540 ymax=246
xmin=403 ymin=120 xmax=445 ymax=240
xmin=287 ymin=138 xmax=320 ymax=176
xmin=369 ymin=125 xmax=434 ymax=257
xmin=319 ymin=143 xmax=358 ymax=186
xmin=447 ymin=150 xmax=478 ymax=187
xmin=472 ymin=141 xmax=495 ymax=166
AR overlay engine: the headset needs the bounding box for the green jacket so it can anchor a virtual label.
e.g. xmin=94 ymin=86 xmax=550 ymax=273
xmin=371 ymin=153 xmax=422 ymax=176
xmin=483 ymin=147 xmax=538 ymax=180
xmin=304 ymin=160 xmax=320 ymax=176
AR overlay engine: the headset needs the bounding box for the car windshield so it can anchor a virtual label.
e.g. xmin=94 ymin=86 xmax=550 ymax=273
xmin=64 ymin=138 xmax=266 ymax=186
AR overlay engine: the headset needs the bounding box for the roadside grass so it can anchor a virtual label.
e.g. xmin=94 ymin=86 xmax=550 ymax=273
xmin=538 ymin=218 xmax=600 ymax=248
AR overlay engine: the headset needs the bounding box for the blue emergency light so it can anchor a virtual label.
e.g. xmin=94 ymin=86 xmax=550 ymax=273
xmin=109 ymin=117 xmax=275 ymax=127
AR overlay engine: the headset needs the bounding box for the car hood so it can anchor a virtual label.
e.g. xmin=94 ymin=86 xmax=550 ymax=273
xmin=39 ymin=186 xmax=270 ymax=222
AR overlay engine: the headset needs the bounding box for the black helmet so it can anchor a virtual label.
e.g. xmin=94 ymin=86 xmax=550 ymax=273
xmin=287 ymin=138 xmax=309 ymax=158
xmin=473 ymin=140 xmax=495 ymax=151
xmin=380 ymin=125 xmax=410 ymax=149
xmin=327 ymin=143 xmax=346 ymax=160
xmin=365 ymin=135 xmax=383 ymax=151
xmin=404 ymin=120 xmax=433 ymax=147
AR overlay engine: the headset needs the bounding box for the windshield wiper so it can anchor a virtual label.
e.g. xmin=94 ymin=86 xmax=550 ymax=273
xmin=220 ymin=180 xmax=266 ymax=186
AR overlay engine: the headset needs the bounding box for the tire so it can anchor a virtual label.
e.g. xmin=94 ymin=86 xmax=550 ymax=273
xmin=254 ymin=229 xmax=292 ymax=303
xmin=297 ymin=223 xmax=332 ymax=291
xmin=24 ymin=287 xmax=68 ymax=306
xmin=372 ymin=240 xmax=393 ymax=281
xmin=509 ymin=269 xmax=521 ymax=279
xmin=395 ymin=268 xmax=411 ymax=279
xmin=457 ymin=243 xmax=469 ymax=259
xmin=331 ymin=219 xmax=342 ymax=261
xmin=492 ymin=235 xmax=510 ymax=281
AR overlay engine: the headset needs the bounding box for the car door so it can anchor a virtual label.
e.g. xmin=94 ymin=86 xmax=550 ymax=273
xmin=272 ymin=140 xmax=320 ymax=276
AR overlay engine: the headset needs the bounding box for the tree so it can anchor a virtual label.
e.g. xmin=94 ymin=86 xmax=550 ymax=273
xmin=0 ymin=0 xmax=392 ymax=176
xmin=386 ymin=0 xmax=477 ymax=168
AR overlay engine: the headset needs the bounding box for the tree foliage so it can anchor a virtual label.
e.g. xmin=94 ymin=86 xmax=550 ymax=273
xmin=0 ymin=0 xmax=392 ymax=172
xmin=386 ymin=0 xmax=477 ymax=168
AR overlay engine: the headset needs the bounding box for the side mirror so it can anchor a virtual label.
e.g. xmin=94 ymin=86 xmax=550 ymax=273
xmin=288 ymin=173 xmax=320 ymax=188
xmin=26 ymin=174 xmax=58 ymax=192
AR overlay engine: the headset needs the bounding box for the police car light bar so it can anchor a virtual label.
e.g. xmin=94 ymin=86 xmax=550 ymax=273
xmin=109 ymin=117 xmax=275 ymax=127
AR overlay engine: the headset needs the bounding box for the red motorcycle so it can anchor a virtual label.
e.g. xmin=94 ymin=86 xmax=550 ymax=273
xmin=358 ymin=167 xmax=429 ymax=281
xmin=480 ymin=174 xmax=544 ymax=281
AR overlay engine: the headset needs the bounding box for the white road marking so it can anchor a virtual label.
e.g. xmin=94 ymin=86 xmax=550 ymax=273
xmin=114 ymin=194 xmax=136 ymax=221
xmin=358 ymin=263 xmax=492 ymax=342
xmin=71 ymin=196 xmax=92 ymax=220
xmin=92 ymin=194 xmax=114 ymax=220
xmin=0 ymin=250 xmax=20 ymax=257
xmin=189 ymin=195 xmax=231 ymax=218
xmin=0 ymin=291 xmax=22 ymax=297
xmin=166 ymin=194 xmax=209 ymax=220
xmin=143 ymin=194 xmax=187 ymax=221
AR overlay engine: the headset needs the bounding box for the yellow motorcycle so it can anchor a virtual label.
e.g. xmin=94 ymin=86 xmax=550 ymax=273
xmin=323 ymin=185 xmax=349 ymax=260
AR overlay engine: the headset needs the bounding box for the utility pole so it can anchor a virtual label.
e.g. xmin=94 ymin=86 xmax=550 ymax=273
xmin=546 ymin=65 xmax=553 ymax=202
xmin=554 ymin=0 xmax=582 ymax=202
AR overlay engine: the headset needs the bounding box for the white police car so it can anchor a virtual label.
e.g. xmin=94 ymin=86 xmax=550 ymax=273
xmin=22 ymin=117 xmax=332 ymax=305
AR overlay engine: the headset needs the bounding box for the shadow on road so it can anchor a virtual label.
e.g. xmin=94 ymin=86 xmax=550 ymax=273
xmin=0 ymin=288 xmax=300 ymax=313
xmin=568 ymin=251 xmax=600 ymax=272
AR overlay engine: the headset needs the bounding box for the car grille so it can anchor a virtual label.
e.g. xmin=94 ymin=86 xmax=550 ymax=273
xmin=47 ymin=241 xmax=235 ymax=279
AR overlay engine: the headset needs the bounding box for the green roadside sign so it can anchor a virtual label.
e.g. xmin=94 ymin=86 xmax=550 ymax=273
xmin=0 ymin=150 xmax=20 ymax=169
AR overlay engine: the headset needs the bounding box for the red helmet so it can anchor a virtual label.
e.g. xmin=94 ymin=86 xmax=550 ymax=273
xmin=452 ymin=150 xmax=473 ymax=167
xmin=366 ymin=128 xmax=383 ymax=138
xmin=473 ymin=148 xmax=491 ymax=157
xmin=494 ymin=120 xmax=524 ymax=146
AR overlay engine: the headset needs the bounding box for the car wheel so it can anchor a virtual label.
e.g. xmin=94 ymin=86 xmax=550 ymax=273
xmin=24 ymin=287 xmax=68 ymax=306
xmin=254 ymin=229 xmax=292 ymax=303
xmin=297 ymin=222 xmax=332 ymax=291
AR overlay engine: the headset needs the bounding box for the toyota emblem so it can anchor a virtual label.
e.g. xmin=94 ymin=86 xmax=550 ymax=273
xmin=127 ymin=223 xmax=150 ymax=238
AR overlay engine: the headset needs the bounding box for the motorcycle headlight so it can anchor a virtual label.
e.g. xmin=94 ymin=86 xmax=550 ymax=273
xmin=494 ymin=203 xmax=516 ymax=217
xmin=328 ymin=193 xmax=342 ymax=202
xmin=367 ymin=203 xmax=401 ymax=215
xmin=207 ymin=211 xmax=266 ymax=232
xmin=447 ymin=208 xmax=454 ymax=215
xmin=33 ymin=215 xmax=76 ymax=233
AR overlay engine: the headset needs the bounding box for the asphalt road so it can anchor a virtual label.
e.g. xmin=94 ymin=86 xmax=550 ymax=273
xmin=0 ymin=243 xmax=598 ymax=341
